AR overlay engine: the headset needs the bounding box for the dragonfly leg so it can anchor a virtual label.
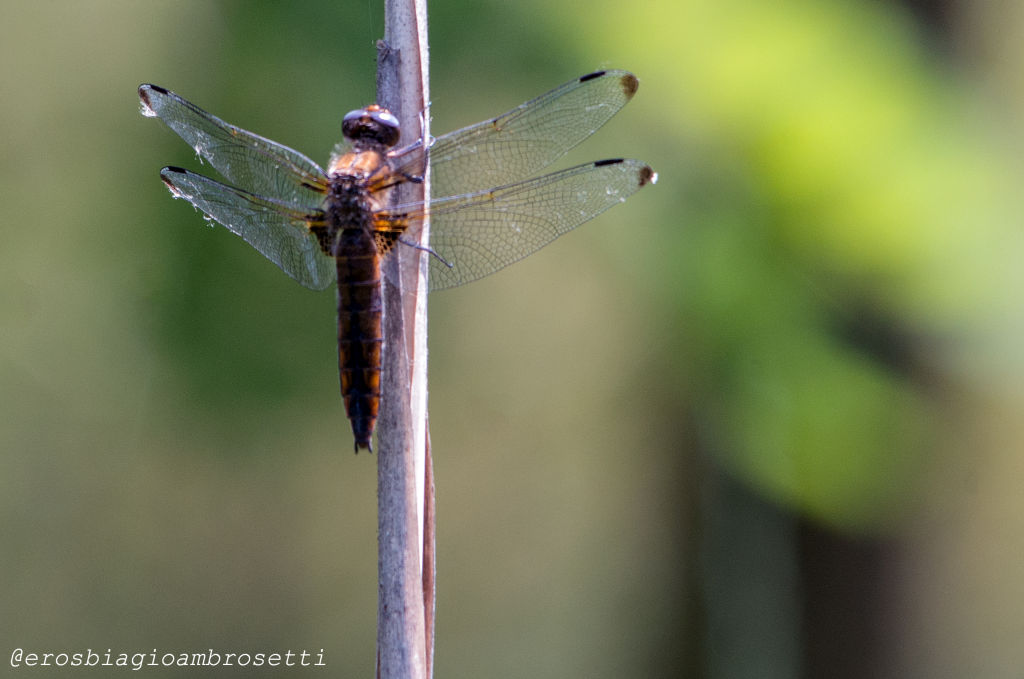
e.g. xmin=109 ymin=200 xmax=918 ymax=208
xmin=398 ymin=236 xmax=452 ymax=268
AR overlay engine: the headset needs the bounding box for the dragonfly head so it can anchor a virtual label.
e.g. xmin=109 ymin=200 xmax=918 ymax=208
xmin=342 ymin=105 xmax=401 ymax=150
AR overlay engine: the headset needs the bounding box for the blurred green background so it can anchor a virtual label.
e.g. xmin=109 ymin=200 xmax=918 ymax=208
xmin=3 ymin=0 xmax=1024 ymax=677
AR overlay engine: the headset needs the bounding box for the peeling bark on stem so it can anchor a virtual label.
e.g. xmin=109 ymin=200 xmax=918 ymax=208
xmin=375 ymin=0 xmax=433 ymax=677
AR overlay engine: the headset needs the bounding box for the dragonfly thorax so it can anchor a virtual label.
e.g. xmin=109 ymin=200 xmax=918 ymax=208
xmin=342 ymin=105 xmax=400 ymax=150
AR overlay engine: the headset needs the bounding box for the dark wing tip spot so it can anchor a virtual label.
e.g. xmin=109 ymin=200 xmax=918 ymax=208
xmin=638 ymin=165 xmax=658 ymax=186
xmin=139 ymin=83 xmax=168 ymax=100
xmin=160 ymin=167 xmax=189 ymax=193
xmin=594 ymin=158 xmax=625 ymax=167
xmin=579 ymin=70 xmax=607 ymax=83
xmin=620 ymin=73 xmax=640 ymax=98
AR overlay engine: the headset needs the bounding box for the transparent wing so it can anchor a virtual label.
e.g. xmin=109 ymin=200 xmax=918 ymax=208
xmin=160 ymin=167 xmax=336 ymax=291
xmin=415 ymin=70 xmax=641 ymax=199
xmin=140 ymin=84 xmax=328 ymax=208
xmin=383 ymin=159 xmax=656 ymax=290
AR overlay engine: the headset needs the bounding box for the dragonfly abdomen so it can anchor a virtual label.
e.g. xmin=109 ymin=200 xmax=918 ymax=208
xmin=335 ymin=228 xmax=383 ymax=452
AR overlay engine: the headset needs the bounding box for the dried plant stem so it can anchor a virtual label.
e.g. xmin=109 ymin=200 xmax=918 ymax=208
xmin=375 ymin=0 xmax=432 ymax=676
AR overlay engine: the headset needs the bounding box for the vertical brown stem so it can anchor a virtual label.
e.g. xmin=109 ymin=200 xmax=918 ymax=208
xmin=375 ymin=0 xmax=432 ymax=677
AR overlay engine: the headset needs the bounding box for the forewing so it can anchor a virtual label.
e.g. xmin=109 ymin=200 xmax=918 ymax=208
xmin=161 ymin=167 xmax=336 ymax=291
xmin=416 ymin=70 xmax=640 ymax=199
xmin=382 ymin=159 xmax=656 ymax=290
xmin=140 ymin=84 xmax=327 ymax=208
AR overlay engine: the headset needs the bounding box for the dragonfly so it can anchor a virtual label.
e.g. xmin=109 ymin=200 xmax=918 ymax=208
xmin=139 ymin=69 xmax=657 ymax=452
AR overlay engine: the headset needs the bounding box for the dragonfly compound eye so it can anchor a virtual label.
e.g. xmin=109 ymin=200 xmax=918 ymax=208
xmin=342 ymin=105 xmax=401 ymax=148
